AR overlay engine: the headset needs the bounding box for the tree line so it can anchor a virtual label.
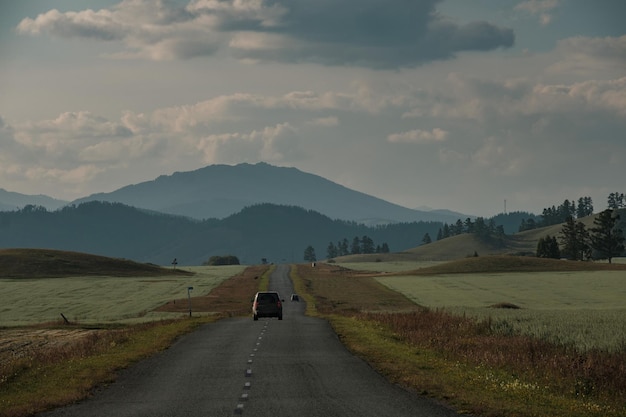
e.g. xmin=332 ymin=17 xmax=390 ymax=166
xmin=520 ymin=196 xmax=593 ymax=231
xmin=426 ymin=217 xmax=506 ymax=245
xmin=303 ymin=235 xmax=390 ymax=262
xmin=520 ymin=192 xmax=625 ymax=232
xmin=537 ymin=209 xmax=625 ymax=263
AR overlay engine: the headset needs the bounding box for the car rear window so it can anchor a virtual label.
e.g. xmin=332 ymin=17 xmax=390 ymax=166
xmin=257 ymin=293 xmax=278 ymax=303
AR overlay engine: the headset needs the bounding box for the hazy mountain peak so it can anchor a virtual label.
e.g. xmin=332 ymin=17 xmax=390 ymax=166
xmin=71 ymin=163 xmax=465 ymax=223
xmin=0 ymin=188 xmax=68 ymax=211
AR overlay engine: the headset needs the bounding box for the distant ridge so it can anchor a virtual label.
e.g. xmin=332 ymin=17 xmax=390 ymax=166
xmin=0 ymin=188 xmax=67 ymax=211
xmin=0 ymin=201 xmax=444 ymax=265
xmin=72 ymin=162 xmax=464 ymax=224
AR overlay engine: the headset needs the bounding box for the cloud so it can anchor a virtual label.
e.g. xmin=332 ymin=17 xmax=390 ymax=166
xmin=17 ymin=0 xmax=514 ymax=68
xmin=3 ymin=63 xmax=624 ymax=206
xmin=16 ymin=8 xmax=124 ymax=40
xmin=515 ymin=0 xmax=560 ymax=25
xmin=195 ymin=122 xmax=300 ymax=163
xmin=387 ymin=128 xmax=448 ymax=144
xmin=17 ymin=1 xmax=221 ymax=60
xmin=548 ymin=35 xmax=626 ymax=76
xmin=0 ymin=114 xmax=108 ymax=194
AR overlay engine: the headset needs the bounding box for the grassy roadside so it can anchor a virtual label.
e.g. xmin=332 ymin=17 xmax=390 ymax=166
xmin=0 ymin=318 xmax=214 ymax=417
xmin=0 ymin=265 xmax=272 ymax=417
xmin=291 ymin=262 xmax=626 ymax=417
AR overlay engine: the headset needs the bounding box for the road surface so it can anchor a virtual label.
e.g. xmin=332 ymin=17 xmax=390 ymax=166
xmin=39 ymin=264 xmax=463 ymax=416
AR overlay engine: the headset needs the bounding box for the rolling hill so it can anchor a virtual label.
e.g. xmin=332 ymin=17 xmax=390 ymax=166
xmin=336 ymin=210 xmax=625 ymax=263
xmin=0 ymin=248 xmax=190 ymax=278
xmin=0 ymin=201 xmax=443 ymax=265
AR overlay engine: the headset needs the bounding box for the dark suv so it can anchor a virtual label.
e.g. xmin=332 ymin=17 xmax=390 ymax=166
xmin=252 ymin=291 xmax=283 ymax=320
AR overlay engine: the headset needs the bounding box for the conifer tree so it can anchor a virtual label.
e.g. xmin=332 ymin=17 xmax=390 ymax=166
xmin=589 ymin=209 xmax=625 ymax=263
xmin=559 ymin=216 xmax=590 ymax=260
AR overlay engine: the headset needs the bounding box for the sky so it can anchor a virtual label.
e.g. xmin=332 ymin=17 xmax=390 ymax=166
xmin=0 ymin=0 xmax=625 ymax=217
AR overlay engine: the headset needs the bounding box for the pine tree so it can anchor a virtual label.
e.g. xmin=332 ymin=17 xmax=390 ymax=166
xmin=454 ymin=219 xmax=464 ymax=235
xmin=589 ymin=209 xmax=625 ymax=263
xmin=537 ymin=235 xmax=561 ymax=259
xmin=576 ymin=196 xmax=594 ymax=218
xmin=326 ymin=241 xmax=338 ymax=259
xmin=559 ymin=216 xmax=590 ymax=261
xmin=338 ymin=238 xmax=349 ymax=256
xmin=350 ymin=237 xmax=361 ymax=254
xmin=361 ymin=235 xmax=375 ymax=254
xmin=607 ymin=192 xmax=625 ymax=209
xmin=303 ymin=245 xmax=317 ymax=262
xmin=422 ymin=233 xmax=432 ymax=245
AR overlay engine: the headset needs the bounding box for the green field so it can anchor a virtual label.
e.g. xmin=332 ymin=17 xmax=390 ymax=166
xmin=0 ymin=265 xmax=245 ymax=326
xmin=375 ymin=271 xmax=626 ymax=352
xmin=336 ymin=261 xmax=444 ymax=273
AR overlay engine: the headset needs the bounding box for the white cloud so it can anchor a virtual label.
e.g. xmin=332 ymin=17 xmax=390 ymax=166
xmin=17 ymin=1 xmax=222 ymax=61
xmin=387 ymin=128 xmax=449 ymax=144
xmin=195 ymin=122 xmax=299 ymax=163
xmin=548 ymin=35 xmax=626 ymax=77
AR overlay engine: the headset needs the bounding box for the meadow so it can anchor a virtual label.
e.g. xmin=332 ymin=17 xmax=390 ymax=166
xmin=356 ymin=265 xmax=626 ymax=352
xmin=294 ymin=261 xmax=626 ymax=417
xmin=336 ymin=261 xmax=444 ymax=273
xmin=0 ymin=265 xmax=245 ymax=326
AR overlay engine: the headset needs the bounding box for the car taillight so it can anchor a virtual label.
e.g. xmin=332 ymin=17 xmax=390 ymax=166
xmin=253 ymin=302 xmax=258 ymax=309
xmin=276 ymin=300 xmax=282 ymax=308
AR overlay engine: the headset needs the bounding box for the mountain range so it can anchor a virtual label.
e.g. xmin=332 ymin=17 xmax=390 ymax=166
xmin=68 ymin=163 xmax=466 ymax=224
xmin=0 ymin=201 xmax=446 ymax=265
xmin=0 ymin=188 xmax=67 ymax=212
xmin=1 ymin=163 xmax=537 ymax=265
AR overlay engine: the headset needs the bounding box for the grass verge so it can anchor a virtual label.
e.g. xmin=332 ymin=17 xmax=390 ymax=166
xmin=0 ymin=318 xmax=213 ymax=417
xmin=0 ymin=265 xmax=271 ymax=417
xmin=292 ymin=262 xmax=626 ymax=417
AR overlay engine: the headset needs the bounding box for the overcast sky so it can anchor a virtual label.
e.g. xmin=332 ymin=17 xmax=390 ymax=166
xmin=1 ymin=0 xmax=624 ymax=216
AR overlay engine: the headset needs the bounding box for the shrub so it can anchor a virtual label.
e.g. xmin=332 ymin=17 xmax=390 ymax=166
xmin=203 ymin=255 xmax=240 ymax=265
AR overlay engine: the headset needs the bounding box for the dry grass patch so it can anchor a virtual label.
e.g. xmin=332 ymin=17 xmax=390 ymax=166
xmin=0 ymin=319 xmax=211 ymax=417
xmin=155 ymin=264 xmax=271 ymax=316
xmin=294 ymin=263 xmax=420 ymax=315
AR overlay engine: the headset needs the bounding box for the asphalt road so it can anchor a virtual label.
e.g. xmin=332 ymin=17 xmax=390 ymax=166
xmin=39 ymin=265 xmax=463 ymax=417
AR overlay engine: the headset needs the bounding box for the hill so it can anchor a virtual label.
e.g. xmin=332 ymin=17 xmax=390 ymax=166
xmin=0 ymin=202 xmax=443 ymax=265
xmin=337 ymin=233 xmax=521 ymax=262
xmin=398 ymin=254 xmax=626 ymax=275
xmin=2 ymin=201 xmax=621 ymax=266
xmin=0 ymin=248 xmax=190 ymax=278
xmin=71 ymin=162 xmax=464 ymax=224
xmin=337 ymin=209 xmax=626 ymax=263
xmin=0 ymin=188 xmax=67 ymax=211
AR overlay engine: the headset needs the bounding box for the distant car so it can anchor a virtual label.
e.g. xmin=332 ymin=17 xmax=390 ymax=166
xmin=252 ymin=291 xmax=283 ymax=320
xmin=290 ymin=293 xmax=300 ymax=302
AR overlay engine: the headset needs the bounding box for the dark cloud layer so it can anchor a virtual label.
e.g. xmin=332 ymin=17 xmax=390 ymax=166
xmin=17 ymin=0 xmax=514 ymax=68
